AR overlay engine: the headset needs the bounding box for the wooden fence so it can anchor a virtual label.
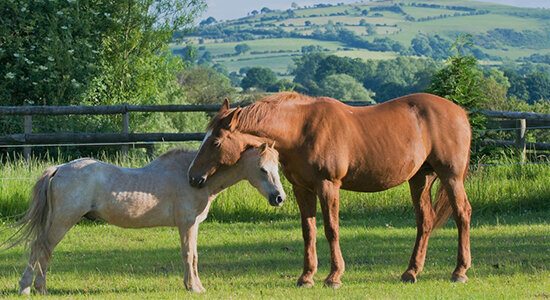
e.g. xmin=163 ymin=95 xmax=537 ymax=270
xmin=1 ymin=103 xmax=550 ymax=160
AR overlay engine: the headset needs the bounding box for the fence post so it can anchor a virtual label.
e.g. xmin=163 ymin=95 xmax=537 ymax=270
xmin=24 ymin=115 xmax=32 ymax=160
xmin=515 ymin=118 xmax=526 ymax=162
xmin=146 ymin=144 xmax=155 ymax=160
xmin=121 ymin=103 xmax=129 ymax=157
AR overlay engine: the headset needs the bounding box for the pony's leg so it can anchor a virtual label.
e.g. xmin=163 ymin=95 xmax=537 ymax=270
xmin=401 ymin=168 xmax=437 ymax=283
xmin=191 ymin=224 xmax=204 ymax=291
xmin=178 ymin=221 xmax=205 ymax=293
xmin=19 ymin=242 xmax=41 ymax=295
xmin=317 ymin=180 xmax=344 ymax=289
xmin=33 ymin=216 xmax=79 ymax=295
xmin=441 ymin=177 xmax=471 ymax=283
xmin=293 ymin=185 xmax=318 ymax=288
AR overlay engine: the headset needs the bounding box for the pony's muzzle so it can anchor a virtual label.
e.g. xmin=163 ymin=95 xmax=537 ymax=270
xmin=189 ymin=175 xmax=207 ymax=188
xmin=269 ymin=193 xmax=285 ymax=207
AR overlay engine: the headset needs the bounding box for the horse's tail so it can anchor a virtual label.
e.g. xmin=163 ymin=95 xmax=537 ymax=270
xmin=1 ymin=166 xmax=58 ymax=253
xmin=433 ymin=150 xmax=470 ymax=229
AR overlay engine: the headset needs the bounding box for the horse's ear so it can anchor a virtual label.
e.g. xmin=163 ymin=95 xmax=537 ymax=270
xmin=228 ymin=107 xmax=242 ymax=132
xmin=220 ymin=98 xmax=230 ymax=113
xmin=270 ymin=141 xmax=276 ymax=149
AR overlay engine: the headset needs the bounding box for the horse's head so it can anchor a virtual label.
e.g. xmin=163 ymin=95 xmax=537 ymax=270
xmin=240 ymin=143 xmax=286 ymax=207
xmin=189 ymin=99 xmax=262 ymax=188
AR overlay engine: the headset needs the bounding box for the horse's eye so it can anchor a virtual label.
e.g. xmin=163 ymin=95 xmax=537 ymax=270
xmin=260 ymin=167 xmax=268 ymax=173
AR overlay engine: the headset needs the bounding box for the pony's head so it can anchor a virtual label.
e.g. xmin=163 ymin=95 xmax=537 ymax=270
xmin=189 ymin=98 xmax=262 ymax=188
xmin=240 ymin=143 xmax=286 ymax=207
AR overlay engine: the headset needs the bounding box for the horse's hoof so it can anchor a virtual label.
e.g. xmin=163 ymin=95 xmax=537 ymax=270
xmin=297 ymin=281 xmax=314 ymax=288
xmin=323 ymin=280 xmax=342 ymax=289
xmin=400 ymin=271 xmax=417 ymax=283
xmin=19 ymin=287 xmax=31 ymax=296
xmin=451 ymin=274 xmax=468 ymax=283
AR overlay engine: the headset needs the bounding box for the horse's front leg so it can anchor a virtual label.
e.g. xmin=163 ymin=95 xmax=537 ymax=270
xmin=178 ymin=221 xmax=205 ymax=293
xmin=317 ymin=180 xmax=345 ymax=289
xmin=293 ymin=185 xmax=318 ymax=288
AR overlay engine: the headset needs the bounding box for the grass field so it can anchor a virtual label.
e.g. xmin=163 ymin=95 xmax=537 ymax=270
xmin=0 ymin=153 xmax=549 ymax=298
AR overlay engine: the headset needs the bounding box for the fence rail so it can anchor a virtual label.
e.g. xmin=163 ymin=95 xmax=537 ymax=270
xmin=2 ymin=102 xmax=550 ymax=160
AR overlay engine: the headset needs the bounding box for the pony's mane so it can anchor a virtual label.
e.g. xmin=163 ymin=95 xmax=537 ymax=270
xmin=259 ymin=145 xmax=279 ymax=164
xmin=156 ymin=147 xmax=196 ymax=160
xmin=207 ymin=92 xmax=313 ymax=131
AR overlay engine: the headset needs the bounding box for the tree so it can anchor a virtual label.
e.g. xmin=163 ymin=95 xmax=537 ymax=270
xmin=178 ymin=65 xmax=236 ymax=105
xmin=426 ymin=34 xmax=486 ymax=151
xmin=291 ymin=2 xmax=299 ymax=9
xmin=235 ymin=43 xmax=251 ymax=55
xmin=241 ymin=67 xmax=277 ymax=91
xmin=320 ymin=74 xmax=375 ymax=103
xmin=251 ymin=10 xmax=259 ymax=15
xmin=525 ymin=72 xmax=550 ymax=103
xmin=261 ymin=7 xmax=271 ymax=14
xmin=199 ymin=16 xmax=217 ymax=26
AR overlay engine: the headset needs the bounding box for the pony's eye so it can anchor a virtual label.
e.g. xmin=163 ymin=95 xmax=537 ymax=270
xmin=260 ymin=167 xmax=268 ymax=173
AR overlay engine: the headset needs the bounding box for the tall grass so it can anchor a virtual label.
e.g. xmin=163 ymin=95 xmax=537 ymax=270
xmin=1 ymin=151 xmax=549 ymax=222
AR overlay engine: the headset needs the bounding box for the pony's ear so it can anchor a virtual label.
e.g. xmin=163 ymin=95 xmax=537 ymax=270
xmin=219 ymin=98 xmax=230 ymax=113
xmin=259 ymin=142 xmax=268 ymax=154
xmin=270 ymin=141 xmax=276 ymax=149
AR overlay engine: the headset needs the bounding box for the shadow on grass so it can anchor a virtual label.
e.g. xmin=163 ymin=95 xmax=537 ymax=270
xmin=1 ymin=223 xmax=548 ymax=294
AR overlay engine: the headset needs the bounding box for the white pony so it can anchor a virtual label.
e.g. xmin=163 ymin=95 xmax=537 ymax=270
xmin=3 ymin=143 xmax=285 ymax=295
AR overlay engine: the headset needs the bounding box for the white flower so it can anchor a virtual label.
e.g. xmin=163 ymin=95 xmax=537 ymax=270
xmin=91 ymin=50 xmax=99 ymax=54
xmin=21 ymin=7 xmax=26 ymax=12
xmin=57 ymin=11 xmax=63 ymax=15
xmin=47 ymin=56 xmax=54 ymax=62
xmin=68 ymin=49 xmax=74 ymax=54
xmin=24 ymin=58 xmax=33 ymax=65
xmin=5 ymin=72 xmax=15 ymax=79
xmin=30 ymin=45 xmax=36 ymax=50
xmin=32 ymin=82 xmax=38 ymax=86
xmin=13 ymin=53 xmax=20 ymax=57
xmin=39 ymin=65 xmax=48 ymax=71
xmin=104 ymin=12 xmax=110 ymax=17
xmin=61 ymin=25 xmax=68 ymax=30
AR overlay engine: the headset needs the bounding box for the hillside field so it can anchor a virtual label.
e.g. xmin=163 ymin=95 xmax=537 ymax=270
xmin=180 ymin=0 xmax=550 ymax=76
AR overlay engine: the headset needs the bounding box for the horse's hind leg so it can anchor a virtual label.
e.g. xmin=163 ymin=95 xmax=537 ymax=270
xmin=401 ymin=166 xmax=437 ymax=283
xmin=440 ymin=176 xmax=471 ymax=282
xmin=32 ymin=216 xmax=79 ymax=295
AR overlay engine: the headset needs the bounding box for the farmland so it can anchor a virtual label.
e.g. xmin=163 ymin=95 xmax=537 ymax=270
xmin=181 ymin=0 xmax=550 ymax=76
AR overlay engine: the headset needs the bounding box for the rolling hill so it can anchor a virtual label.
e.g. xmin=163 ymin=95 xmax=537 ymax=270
xmin=174 ymin=0 xmax=550 ymax=77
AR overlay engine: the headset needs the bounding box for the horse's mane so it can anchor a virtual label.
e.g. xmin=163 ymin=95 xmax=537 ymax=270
xmin=207 ymin=92 xmax=314 ymax=131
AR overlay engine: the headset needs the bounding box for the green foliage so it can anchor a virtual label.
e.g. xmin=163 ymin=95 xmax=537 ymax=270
xmin=240 ymin=67 xmax=277 ymax=91
xmin=0 ymin=0 xmax=106 ymax=106
xmin=426 ymin=34 xmax=486 ymax=139
xmin=235 ymin=43 xmax=251 ymax=55
xmin=320 ymin=74 xmax=375 ymax=103
xmin=177 ymin=65 xmax=236 ymax=105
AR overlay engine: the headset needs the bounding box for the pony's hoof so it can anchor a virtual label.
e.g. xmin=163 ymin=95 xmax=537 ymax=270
xmin=19 ymin=286 xmax=31 ymax=296
xmin=323 ymin=280 xmax=342 ymax=289
xmin=451 ymin=274 xmax=468 ymax=283
xmin=188 ymin=285 xmax=205 ymax=293
xmin=400 ymin=271 xmax=417 ymax=283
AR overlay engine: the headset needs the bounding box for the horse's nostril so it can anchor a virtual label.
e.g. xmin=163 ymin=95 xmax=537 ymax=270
xmin=276 ymin=195 xmax=283 ymax=204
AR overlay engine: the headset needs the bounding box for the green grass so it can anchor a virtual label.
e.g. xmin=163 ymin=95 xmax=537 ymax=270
xmin=1 ymin=154 xmax=550 ymax=297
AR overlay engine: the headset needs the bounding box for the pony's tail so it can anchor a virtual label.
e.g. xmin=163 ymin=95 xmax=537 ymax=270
xmin=1 ymin=166 xmax=58 ymax=254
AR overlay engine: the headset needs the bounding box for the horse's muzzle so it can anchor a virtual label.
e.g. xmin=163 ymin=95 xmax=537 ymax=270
xmin=269 ymin=193 xmax=285 ymax=207
xmin=189 ymin=175 xmax=207 ymax=188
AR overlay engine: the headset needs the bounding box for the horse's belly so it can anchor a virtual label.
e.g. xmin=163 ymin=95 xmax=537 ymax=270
xmin=341 ymin=159 xmax=421 ymax=192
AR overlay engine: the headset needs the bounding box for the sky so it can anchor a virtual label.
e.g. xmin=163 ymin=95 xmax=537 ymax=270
xmin=200 ymin=0 xmax=550 ymax=22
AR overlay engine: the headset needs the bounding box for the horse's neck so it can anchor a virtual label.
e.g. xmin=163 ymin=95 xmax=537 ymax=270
xmin=204 ymin=161 xmax=246 ymax=195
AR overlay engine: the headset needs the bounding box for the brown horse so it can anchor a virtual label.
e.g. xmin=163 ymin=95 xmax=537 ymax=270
xmin=188 ymin=92 xmax=472 ymax=288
